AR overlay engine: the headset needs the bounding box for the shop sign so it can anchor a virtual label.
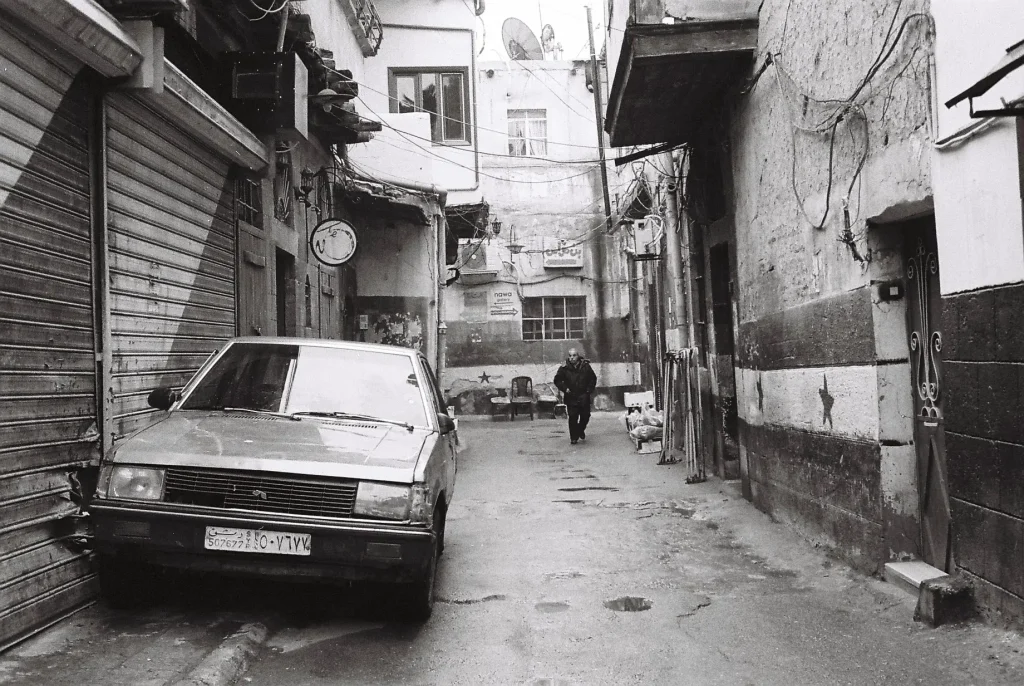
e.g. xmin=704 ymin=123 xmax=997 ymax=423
xmin=542 ymin=238 xmax=583 ymax=269
xmin=309 ymin=219 xmax=358 ymax=265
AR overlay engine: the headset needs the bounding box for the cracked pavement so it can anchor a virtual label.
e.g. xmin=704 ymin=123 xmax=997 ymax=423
xmin=3 ymin=413 xmax=1023 ymax=685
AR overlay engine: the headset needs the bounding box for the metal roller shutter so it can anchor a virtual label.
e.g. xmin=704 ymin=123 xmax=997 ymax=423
xmin=0 ymin=17 xmax=98 ymax=647
xmin=105 ymin=93 xmax=237 ymax=441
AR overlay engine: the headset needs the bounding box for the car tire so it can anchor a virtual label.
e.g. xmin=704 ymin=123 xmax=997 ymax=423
xmin=436 ymin=504 xmax=447 ymax=558
xmin=403 ymin=509 xmax=442 ymax=621
xmin=97 ymin=555 xmax=150 ymax=609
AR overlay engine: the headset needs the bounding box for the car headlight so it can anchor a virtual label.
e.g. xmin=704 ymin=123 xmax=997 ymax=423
xmin=100 ymin=465 xmax=166 ymax=501
xmin=353 ymin=482 xmax=411 ymax=520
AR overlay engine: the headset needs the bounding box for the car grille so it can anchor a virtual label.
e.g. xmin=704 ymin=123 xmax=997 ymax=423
xmin=163 ymin=467 xmax=358 ymax=518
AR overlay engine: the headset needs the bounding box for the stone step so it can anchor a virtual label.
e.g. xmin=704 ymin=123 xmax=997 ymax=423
xmin=884 ymin=561 xmax=948 ymax=596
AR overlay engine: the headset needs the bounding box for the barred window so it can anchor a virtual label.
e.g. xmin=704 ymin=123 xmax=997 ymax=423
xmin=522 ymin=296 xmax=585 ymax=340
xmin=237 ymin=176 xmax=263 ymax=229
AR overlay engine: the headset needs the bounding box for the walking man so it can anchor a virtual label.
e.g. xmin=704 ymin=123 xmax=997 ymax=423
xmin=554 ymin=348 xmax=597 ymax=445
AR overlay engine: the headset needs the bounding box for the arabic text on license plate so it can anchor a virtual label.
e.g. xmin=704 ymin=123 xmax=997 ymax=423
xmin=204 ymin=527 xmax=312 ymax=556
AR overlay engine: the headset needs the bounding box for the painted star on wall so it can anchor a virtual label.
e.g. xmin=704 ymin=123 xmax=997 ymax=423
xmin=478 ymin=371 xmax=491 ymax=384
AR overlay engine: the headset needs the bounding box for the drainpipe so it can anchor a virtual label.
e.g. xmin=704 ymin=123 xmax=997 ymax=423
xmin=675 ymin=150 xmax=697 ymax=350
xmin=660 ymin=151 xmax=689 ymax=351
xmin=436 ymin=214 xmax=448 ymax=378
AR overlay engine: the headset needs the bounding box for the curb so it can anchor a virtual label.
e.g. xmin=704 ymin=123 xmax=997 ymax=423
xmin=170 ymin=621 xmax=270 ymax=686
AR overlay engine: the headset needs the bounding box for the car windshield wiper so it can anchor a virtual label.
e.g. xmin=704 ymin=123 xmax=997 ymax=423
xmin=220 ymin=407 xmax=301 ymax=421
xmin=289 ymin=411 xmax=415 ymax=432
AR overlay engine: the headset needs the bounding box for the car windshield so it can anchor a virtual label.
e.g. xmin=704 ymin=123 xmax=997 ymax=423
xmin=180 ymin=343 xmax=429 ymax=427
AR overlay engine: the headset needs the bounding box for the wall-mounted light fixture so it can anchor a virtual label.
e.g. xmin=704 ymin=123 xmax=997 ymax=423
xmin=506 ymin=223 xmax=523 ymax=255
xmin=490 ymin=218 xmax=502 ymax=235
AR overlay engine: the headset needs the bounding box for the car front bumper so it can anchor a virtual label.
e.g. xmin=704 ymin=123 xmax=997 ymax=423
xmin=89 ymin=501 xmax=435 ymax=584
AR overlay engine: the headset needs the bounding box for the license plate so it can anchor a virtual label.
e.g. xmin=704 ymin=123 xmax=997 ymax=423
xmin=204 ymin=527 xmax=311 ymax=556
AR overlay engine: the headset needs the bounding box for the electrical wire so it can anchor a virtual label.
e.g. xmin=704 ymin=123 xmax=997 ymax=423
xmin=247 ymin=0 xmax=288 ymax=21
xmin=325 ymin=66 xmax=613 ymax=151
xmin=350 ymin=97 xmax=609 ymax=185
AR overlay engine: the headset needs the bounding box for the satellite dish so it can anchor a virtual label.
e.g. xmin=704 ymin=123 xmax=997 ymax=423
xmin=541 ymin=24 xmax=556 ymax=51
xmin=502 ymin=17 xmax=543 ymax=60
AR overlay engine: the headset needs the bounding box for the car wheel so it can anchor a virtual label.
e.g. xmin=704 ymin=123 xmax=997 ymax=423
xmin=97 ymin=555 xmax=150 ymax=609
xmin=436 ymin=504 xmax=447 ymax=558
xmin=404 ymin=509 xmax=442 ymax=621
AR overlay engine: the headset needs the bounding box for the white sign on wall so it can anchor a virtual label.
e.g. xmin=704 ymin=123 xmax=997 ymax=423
xmin=490 ymin=290 xmax=518 ymax=316
xmin=542 ymin=238 xmax=584 ymax=269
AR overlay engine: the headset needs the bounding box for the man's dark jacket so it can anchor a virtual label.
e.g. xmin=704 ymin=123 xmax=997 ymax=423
xmin=554 ymin=357 xmax=597 ymax=409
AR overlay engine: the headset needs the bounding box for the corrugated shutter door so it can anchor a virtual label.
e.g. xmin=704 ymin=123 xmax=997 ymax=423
xmin=0 ymin=17 xmax=97 ymax=647
xmin=106 ymin=93 xmax=237 ymax=441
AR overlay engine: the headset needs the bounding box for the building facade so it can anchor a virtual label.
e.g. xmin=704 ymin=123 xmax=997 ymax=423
xmin=0 ymin=0 xmax=480 ymax=648
xmin=607 ymin=0 xmax=1024 ymax=626
xmin=440 ymin=57 xmax=638 ymax=413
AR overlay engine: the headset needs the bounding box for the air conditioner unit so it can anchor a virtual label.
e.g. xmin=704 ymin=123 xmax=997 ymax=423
xmin=227 ymin=52 xmax=308 ymax=141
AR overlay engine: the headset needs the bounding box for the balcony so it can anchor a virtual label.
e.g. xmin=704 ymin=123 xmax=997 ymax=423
xmin=340 ymin=0 xmax=384 ymax=57
xmin=606 ymin=0 xmax=759 ymax=147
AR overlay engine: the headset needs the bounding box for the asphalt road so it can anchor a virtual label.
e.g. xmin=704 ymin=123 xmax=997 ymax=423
xmin=239 ymin=414 xmax=1024 ymax=685
xmin=2 ymin=413 xmax=1023 ymax=685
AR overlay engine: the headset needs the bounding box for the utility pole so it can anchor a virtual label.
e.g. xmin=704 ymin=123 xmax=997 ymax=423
xmin=586 ymin=5 xmax=613 ymax=232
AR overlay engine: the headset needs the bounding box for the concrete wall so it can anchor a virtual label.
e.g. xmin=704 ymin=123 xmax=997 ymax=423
xmin=930 ymin=0 xmax=1024 ymax=626
xmin=728 ymin=0 xmax=933 ymax=571
xmin=442 ymin=60 xmax=638 ymax=411
xmin=364 ymin=0 xmax=480 ymax=202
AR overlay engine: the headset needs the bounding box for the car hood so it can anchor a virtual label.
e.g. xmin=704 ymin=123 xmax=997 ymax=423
xmin=110 ymin=411 xmax=433 ymax=483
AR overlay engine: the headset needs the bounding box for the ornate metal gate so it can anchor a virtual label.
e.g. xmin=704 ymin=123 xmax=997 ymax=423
xmin=905 ymin=219 xmax=951 ymax=571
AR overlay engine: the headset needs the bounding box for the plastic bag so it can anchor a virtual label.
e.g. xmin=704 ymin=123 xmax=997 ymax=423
xmin=624 ymin=407 xmax=643 ymax=431
xmin=640 ymin=405 xmax=663 ymax=427
xmin=630 ymin=424 xmax=662 ymax=441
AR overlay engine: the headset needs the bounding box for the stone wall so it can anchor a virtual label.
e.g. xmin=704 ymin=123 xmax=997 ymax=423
xmin=728 ymin=0 xmax=933 ymax=570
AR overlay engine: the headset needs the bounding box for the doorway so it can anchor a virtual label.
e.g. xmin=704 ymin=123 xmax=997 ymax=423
xmin=709 ymin=242 xmax=739 ymax=478
xmin=275 ymin=248 xmax=295 ymax=337
xmin=903 ymin=217 xmax=951 ymax=571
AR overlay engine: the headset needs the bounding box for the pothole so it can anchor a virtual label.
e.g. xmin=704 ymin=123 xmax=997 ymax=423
xmin=439 ymin=594 xmax=507 ymax=605
xmin=535 ymin=601 xmax=570 ymax=613
xmin=604 ymin=596 xmax=653 ymax=612
xmin=545 ymin=571 xmax=585 ymax=580
xmin=557 ymin=486 xmax=618 ymax=492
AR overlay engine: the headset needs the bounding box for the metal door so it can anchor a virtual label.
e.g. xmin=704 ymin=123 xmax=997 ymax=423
xmin=0 ymin=15 xmax=97 ymax=647
xmin=904 ymin=219 xmax=951 ymax=571
xmin=105 ymin=93 xmax=237 ymax=442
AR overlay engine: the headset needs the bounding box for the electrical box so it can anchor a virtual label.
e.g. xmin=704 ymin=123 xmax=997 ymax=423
xmin=877 ymin=280 xmax=905 ymax=302
xmin=358 ymin=314 xmax=369 ymax=330
xmin=227 ymin=52 xmax=308 ymax=141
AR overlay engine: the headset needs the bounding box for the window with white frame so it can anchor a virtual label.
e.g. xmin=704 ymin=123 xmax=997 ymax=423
xmin=522 ymin=296 xmax=585 ymax=340
xmin=508 ymin=109 xmax=548 ymax=157
xmin=389 ymin=69 xmax=470 ymax=144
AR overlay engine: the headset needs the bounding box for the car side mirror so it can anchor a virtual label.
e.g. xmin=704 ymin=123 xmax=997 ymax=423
xmin=437 ymin=413 xmax=456 ymax=434
xmin=147 ymin=387 xmax=180 ymax=410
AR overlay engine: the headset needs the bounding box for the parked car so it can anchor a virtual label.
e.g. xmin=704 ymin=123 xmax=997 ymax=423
xmin=89 ymin=337 xmax=457 ymax=620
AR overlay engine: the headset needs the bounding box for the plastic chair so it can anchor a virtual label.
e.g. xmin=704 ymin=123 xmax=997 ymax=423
xmin=490 ymin=387 xmax=512 ymax=420
xmin=510 ymin=376 xmax=534 ymax=420
xmin=536 ymin=383 xmax=561 ymax=418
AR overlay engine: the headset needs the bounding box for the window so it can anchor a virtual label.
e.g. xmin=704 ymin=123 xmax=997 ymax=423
xmin=236 ymin=176 xmax=263 ymax=228
xmin=508 ymin=109 xmax=548 ymax=156
xmin=389 ymin=69 xmax=470 ymax=144
xmin=522 ymin=296 xmax=586 ymax=340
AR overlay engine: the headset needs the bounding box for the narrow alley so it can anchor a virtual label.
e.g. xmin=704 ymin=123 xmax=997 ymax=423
xmin=4 ymin=415 xmax=1023 ymax=685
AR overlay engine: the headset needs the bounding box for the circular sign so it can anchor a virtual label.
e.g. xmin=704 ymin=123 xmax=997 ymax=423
xmin=309 ymin=219 xmax=358 ymax=266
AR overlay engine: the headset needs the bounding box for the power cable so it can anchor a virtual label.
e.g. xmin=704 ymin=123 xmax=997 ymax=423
xmin=325 ymin=66 xmax=614 ymax=151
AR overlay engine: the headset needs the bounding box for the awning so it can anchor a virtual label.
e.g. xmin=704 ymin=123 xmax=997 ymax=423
xmin=606 ymin=13 xmax=758 ymax=147
xmin=445 ymin=202 xmax=490 ymax=239
xmin=333 ymin=178 xmax=440 ymax=226
xmin=945 ymin=38 xmax=1024 ymax=117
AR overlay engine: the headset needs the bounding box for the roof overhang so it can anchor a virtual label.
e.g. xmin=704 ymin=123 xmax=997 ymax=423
xmin=945 ymin=38 xmax=1024 ymax=118
xmin=445 ymin=202 xmax=490 ymax=240
xmin=606 ymin=18 xmax=758 ymax=148
xmin=334 ymin=179 xmax=440 ymax=226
